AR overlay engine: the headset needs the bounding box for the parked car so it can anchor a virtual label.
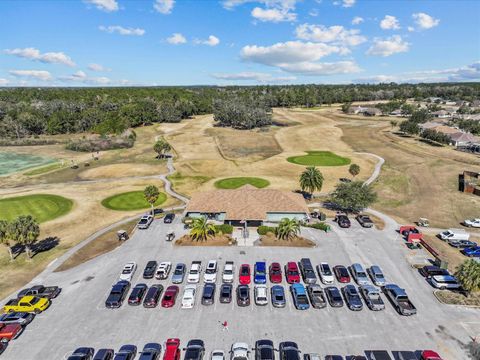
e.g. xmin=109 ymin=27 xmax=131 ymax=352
xmin=303 ymin=354 xmax=320 ymax=360
xmin=183 ymin=340 xmax=205 ymax=360
xmin=430 ymin=275 xmax=461 ymax=290
xmin=230 ymin=343 xmax=250 ymax=360
xmin=119 ymin=262 xmax=137 ymax=282
xmin=181 ymin=285 xmax=197 ymax=309
xmin=364 ymin=351 xmax=391 ymax=360
xmin=285 ymin=262 xmax=300 ymax=284
xmin=211 ymin=350 xmax=225 ymax=360
xmin=253 ymin=340 xmax=275 ymax=360
xmin=0 ymin=312 xmax=34 ymax=327
xmin=278 ymin=342 xmax=300 ymax=360
xmin=143 ymin=284 xmax=163 ymax=308
xmin=269 ymin=262 xmax=283 ymax=283
xmin=367 ymin=265 xmax=386 ymax=287
xmin=333 ymin=265 xmax=350 ymax=283
xmin=299 ymin=258 xmax=317 ymax=284
xmin=138 ymin=215 xmax=153 ymax=229
xmin=219 ymin=283 xmax=233 ymax=303
xmin=222 ymin=261 xmax=235 ymax=283
xmin=317 ymin=263 xmax=334 ymax=284
xmin=162 ymin=285 xmax=179 ymax=308
xmin=239 ymin=264 xmax=251 ymax=285
xmin=67 ymin=347 xmax=95 ymax=360
xmin=271 ymin=285 xmax=286 ymax=308
xmin=439 ymin=229 xmax=470 ymax=241
xmin=254 ymin=285 xmax=268 ymax=306
xmin=419 ymin=266 xmax=450 ymax=278
xmin=290 ymin=283 xmax=309 ymax=310
xmin=106 ymin=281 xmax=130 ymax=309
xmin=93 ymin=349 xmax=115 ymax=360
xmin=201 ymin=284 xmax=216 ymax=305
xmin=420 ymin=350 xmax=443 ymax=360
xmin=335 ymin=214 xmax=351 ymax=228
xmin=382 ymin=284 xmax=417 ymax=316
xmin=128 ymin=283 xmax=148 ymax=305
xmin=449 ymin=239 xmax=477 ymax=248
xmin=325 ymin=286 xmax=344 ymax=307
xmin=17 ymin=285 xmax=61 ymax=299
xmin=350 ymin=263 xmax=370 ymax=286
xmin=306 ymin=284 xmax=327 ymax=309
xmin=204 ymin=260 xmax=218 ymax=283
xmin=237 ymin=285 xmax=250 ymax=306
xmin=355 ymin=214 xmax=374 ymax=228
xmin=463 ymin=218 xmax=480 ymax=228
xmin=114 ymin=344 xmax=137 ymax=360
xmin=0 ymin=322 xmax=23 ymax=342
xmin=0 ymin=343 xmax=6 ymax=356
xmin=164 ymin=213 xmax=175 ymax=223
xmin=155 ymin=262 xmax=172 ymax=280
xmin=164 ymin=339 xmax=181 ymax=360
xmin=395 ymin=352 xmax=417 ymax=360
xmin=139 ymin=343 xmax=162 ymax=360
xmin=254 ymin=262 xmax=267 ymax=284
xmin=187 ymin=261 xmax=202 ymax=283
xmin=172 ymin=263 xmax=187 ymax=284
xmin=359 ymin=285 xmax=385 ymax=311
xmin=143 ymin=261 xmax=158 ymax=279
xmin=342 ymin=285 xmax=363 ymax=311
xmin=462 ymin=246 xmax=480 ymax=257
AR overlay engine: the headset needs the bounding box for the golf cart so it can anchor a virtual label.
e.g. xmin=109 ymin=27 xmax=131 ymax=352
xmin=418 ymin=218 xmax=430 ymax=227
xmin=166 ymin=232 xmax=175 ymax=242
xmin=117 ymin=230 xmax=129 ymax=241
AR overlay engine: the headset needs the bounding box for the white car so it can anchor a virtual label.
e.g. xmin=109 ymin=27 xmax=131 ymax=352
xmin=187 ymin=261 xmax=202 ymax=283
xmin=231 ymin=343 xmax=250 ymax=360
xmin=155 ymin=262 xmax=172 ymax=280
xmin=222 ymin=261 xmax=234 ymax=283
xmin=181 ymin=284 xmax=197 ymax=309
xmin=254 ymin=285 xmax=268 ymax=306
xmin=430 ymin=275 xmax=461 ymax=290
xmin=211 ymin=350 xmax=225 ymax=360
xmin=204 ymin=260 xmax=218 ymax=283
xmin=317 ymin=262 xmax=334 ymax=284
xmin=119 ymin=262 xmax=137 ymax=282
xmin=464 ymin=218 xmax=480 ymax=228
xmin=137 ymin=215 xmax=153 ymax=229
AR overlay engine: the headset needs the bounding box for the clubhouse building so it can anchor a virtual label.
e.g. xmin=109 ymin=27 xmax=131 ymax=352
xmin=185 ymin=185 xmax=309 ymax=227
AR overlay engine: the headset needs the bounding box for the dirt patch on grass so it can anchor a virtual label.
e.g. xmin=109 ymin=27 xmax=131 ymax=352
xmin=78 ymin=163 xmax=166 ymax=180
xmin=55 ymin=219 xmax=138 ymax=272
xmin=258 ymin=233 xmax=315 ymax=247
xmin=435 ymin=290 xmax=480 ymax=306
xmin=175 ymin=234 xmax=235 ymax=246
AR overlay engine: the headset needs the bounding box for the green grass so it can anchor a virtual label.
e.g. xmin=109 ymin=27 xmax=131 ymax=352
xmin=287 ymin=151 xmax=351 ymax=166
xmin=24 ymin=162 xmax=64 ymax=176
xmin=0 ymin=194 xmax=73 ymax=223
xmin=101 ymin=191 xmax=167 ymax=211
xmin=214 ymin=177 xmax=270 ymax=189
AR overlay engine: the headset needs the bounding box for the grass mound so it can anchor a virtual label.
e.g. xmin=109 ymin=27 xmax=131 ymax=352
xmin=287 ymin=151 xmax=351 ymax=166
xmin=101 ymin=190 xmax=167 ymax=211
xmin=0 ymin=194 xmax=73 ymax=223
xmin=214 ymin=177 xmax=270 ymax=189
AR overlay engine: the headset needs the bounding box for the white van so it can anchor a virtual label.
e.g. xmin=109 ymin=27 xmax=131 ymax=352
xmin=439 ymin=229 xmax=470 ymax=241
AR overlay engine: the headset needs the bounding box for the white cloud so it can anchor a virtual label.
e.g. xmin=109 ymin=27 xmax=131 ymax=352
xmin=195 ymin=35 xmax=220 ymax=46
xmin=278 ymin=61 xmax=360 ymax=75
xmin=334 ymin=0 xmax=355 ymax=8
xmin=251 ymin=7 xmax=296 ymax=22
xmin=84 ymin=0 xmax=119 ymax=12
xmin=4 ymin=47 xmax=75 ymax=67
xmin=154 ymin=0 xmax=175 ymax=14
xmin=352 ymin=16 xmax=363 ymax=25
xmin=353 ymin=75 xmax=397 ymax=84
xmin=9 ymin=70 xmax=52 ymax=81
xmin=222 ymin=0 xmax=298 ymax=23
xmin=99 ymin=25 xmax=145 ymax=36
xmin=167 ymin=33 xmax=187 ymax=44
xmin=366 ymin=35 xmax=409 ymax=57
xmin=88 ymin=63 xmax=111 ymax=72
xmin=380 ymin=15 xmax=400 ymax=30
xmin=407 ymin=26 xmax=415 ymax=32
xmin=295 ymin=24 xmax=367 ymax=47
xmin=309 ymin=9 xmax=319 ymax=17
xmin=412 ymin=12 xmax=440 ymax=30
xmin=211 ymin=71 xmax=296 ymax=83
xmin=0 ymin=78 xmax=9 ymax=86
xmin=59 ymin=71 xmax=111 ymax=84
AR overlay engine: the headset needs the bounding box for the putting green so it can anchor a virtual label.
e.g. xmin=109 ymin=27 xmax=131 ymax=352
xmin=214 ymin=177 xmax=270 ymax=189
xmin=287 ymin=151 xmax=351 ymax=166
xmin=101 ymin=191 xmax=167 ymax=211
xmin=0 ymin=194 xmax=73 ymax=223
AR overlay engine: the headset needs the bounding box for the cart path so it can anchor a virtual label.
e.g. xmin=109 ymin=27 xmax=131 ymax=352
xmin=355 ymin=152 xmax=385 ymax=186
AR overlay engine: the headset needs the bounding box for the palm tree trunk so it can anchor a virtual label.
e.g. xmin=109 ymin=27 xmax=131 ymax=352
xmin=26 ymin=245 xmax=32 ymax=259
xmin=6 ymin=246 xmax=13 ymax=261
xmin=150 ymin=203 xmax=154 ymax=216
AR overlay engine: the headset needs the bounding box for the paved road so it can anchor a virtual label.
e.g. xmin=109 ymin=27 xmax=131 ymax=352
xmin=2 ymin=217 xmax=478 ymax=360
xmin=355 ymin=152 xmax=385 ymax=186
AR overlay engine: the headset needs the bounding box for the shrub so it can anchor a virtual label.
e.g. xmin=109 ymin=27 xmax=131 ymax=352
xmin=304 ymin=222 xmax=331 ymax=232
xmin=257 ymin=225 xmax=276 ymax=235
xmin=66 ymin=136 xmax=135 ymax=152
xmin=214 ymin=224 xmax=233 ymax=235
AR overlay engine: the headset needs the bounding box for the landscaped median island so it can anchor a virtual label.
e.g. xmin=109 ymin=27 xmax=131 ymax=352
xmin=101 ymin=190 xmax=167 ymax=211
xmin=214 ymin=177 xmax=270 ymax=189
xmin=0 ymin=194 xmax=73 ymax=223
xmin=287 ymin=151 xmax=351 ymax=166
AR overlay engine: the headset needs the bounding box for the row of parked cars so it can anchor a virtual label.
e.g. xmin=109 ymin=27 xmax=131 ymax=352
xmin=137 ymin=213 xmax=176 ymax=230
xmin=67 ymin=339 xmax=444 ymax=360
xmin=334 ymin=214 xmax=375 ymax=229
xmin=419 ymin=265 xmax=462 ymax=290
xmin=437 ymin=228 xmax=480 ymax=257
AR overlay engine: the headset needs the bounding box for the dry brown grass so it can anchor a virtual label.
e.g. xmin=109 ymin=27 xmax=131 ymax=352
xmin=366 ymin=213 xmax=386 ymax=230
xmin=258 ymin=233 xmax=315 ymax=247
xmin=175 ymin=234 xmax=235 ymax=246
xmin=435 ymin=290 xmax=480 ymax=306
xmin=78 ymin=163 xmax=166 ymax=180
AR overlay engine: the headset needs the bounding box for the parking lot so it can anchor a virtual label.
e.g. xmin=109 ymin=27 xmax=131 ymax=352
xmin=1 ymin=217 xmax=479 ymax=359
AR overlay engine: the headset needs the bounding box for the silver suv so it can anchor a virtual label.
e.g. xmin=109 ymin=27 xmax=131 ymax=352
xmin=350 ymin=263 xmax=370 ymax=286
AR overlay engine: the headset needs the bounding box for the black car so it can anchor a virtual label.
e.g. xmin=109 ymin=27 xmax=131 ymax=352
xmin=183 ymin=339 xmax=205 ymax=360
xmin=128 ymin=283 xmax=148 ymax=305
xmin=201 ymin=283 xmax=216 ymax=305
xmin=279 ymin=342 xmax=300 ymax=360
xmin=164 ymin=213 xmax=176 ymax=223
xmin=419 ymin=266 xmax=450 ymax=278
xmin=143 ymin=284 xmax=164 ymax=308
xmin=93 ymin=349 xmax=115 ymax=360
xmin=449 ymin=240 xmax=477 ymax=248
xmin=68 ymin=347 xmax=95 ymax=360
xmin=237 ymin=285 xmax=250 ymax=306
xmin=143 ymin=261 xmax=158 ymax=279
xmin=105 ymin=281 xmax=130 ymax=309
xmin=114 ymin=345 xmax=137 ymax=360
xmin=335 ymin=214 xmax=351 ymax=228
xmin=0 ymin=312 xmax=34 ymax=326
xmin=139 ymin=343 xmax=162 ymax=360
xmin=324 ymin=357 xmax=343 ymax=360
xmin=219 ymin=283 xmax=233 ymax=303
xmin=0 ymin=343 xmax=7 ymax=356
xmin=254 ymin=340 xmax=275 ymax=360
xmin=342 ymin=285 xmax=363 ymax=311
xmin=325 ymin=286 xmax=343 ymax=307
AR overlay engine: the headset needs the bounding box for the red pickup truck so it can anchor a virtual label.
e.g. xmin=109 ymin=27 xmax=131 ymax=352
xmin=0 ymin=322 xmax=23 ymax=342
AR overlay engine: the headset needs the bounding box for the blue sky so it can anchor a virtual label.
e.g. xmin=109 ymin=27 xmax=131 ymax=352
xmin=0 ymin=0 xmax=479 ymax=86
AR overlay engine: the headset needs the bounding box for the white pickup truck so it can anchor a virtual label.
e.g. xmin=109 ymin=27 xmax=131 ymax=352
xmin=187 ymin=261 xmax=202 ymax=283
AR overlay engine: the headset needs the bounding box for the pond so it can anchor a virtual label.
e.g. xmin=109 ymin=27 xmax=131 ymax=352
xmin=0 ymin=151 xmax=55 ymax=176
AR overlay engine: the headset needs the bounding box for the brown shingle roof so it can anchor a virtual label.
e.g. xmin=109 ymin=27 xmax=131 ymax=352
xmin=430 ymin=125 xmax=459 ymax=135
xmin=186 ymin=185 xmax=308 ymax=220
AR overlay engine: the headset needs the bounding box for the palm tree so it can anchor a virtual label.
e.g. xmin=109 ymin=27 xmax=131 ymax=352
xmin=0 ymin=220 xmax=15 ymax=261
xmin=276 ymin=218 xmax=301 ymax=241
xmin=349 ymin=163 xmax=360 ymax=178
xmin=455 ymin=259 xmax=480 ymax=295
xmin=144 ymin=185 xmax=160 ymax=215
xmin=299 ymin=167 xmax=324 ymax=196
xmin=189 ymin=217 xmax=217 ymax=242
xmin=13 ymin=215 xmax=40 ymax=259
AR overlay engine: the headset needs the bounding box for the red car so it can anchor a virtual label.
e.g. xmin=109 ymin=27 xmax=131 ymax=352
xmin=285 ymin=262 xmax=300 ymax=284
xmin=163 ymin=338 xmax=181 ymax=360
xmin=421 ymin=350 xmax=443 ymax=360
xmin=269 ymin=262 xmax=282 ymax=283
xmin=239 ymin=264 xmax=251 ymax=285
xmin=161 ymin=286 xmax=179 ymax=308
xmin=0 ymin=322 xmax=23 ymax=342
xmin=333 ymin=265 xmax=351 ymax=283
